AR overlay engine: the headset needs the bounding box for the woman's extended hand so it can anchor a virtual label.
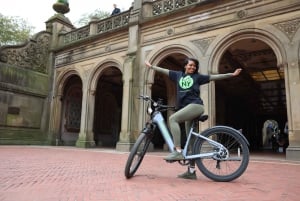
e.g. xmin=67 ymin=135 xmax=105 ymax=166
xmin=233 ymin=68 xmax=242 ymax=76
xmin=145 ymin=61 xmax=152 ymax=68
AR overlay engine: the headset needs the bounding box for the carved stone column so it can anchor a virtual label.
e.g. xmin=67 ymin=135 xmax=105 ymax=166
xmin=116 ymin=0 xmax=143 ymax=151
xmin=286 ymin=60 xmax=300 ymax=160
xmin=116 ymin=56 xmax=136 ymax=151
xmin=274 ymin=18 xmax=300 ymax=160
xmin=49 ymin=93 xmax=63 ymax=145
xmin=76 ymin=82 xmax=96 ymax=148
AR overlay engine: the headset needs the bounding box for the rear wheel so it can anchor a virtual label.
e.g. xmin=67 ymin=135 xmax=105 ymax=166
xmin=193 ymin=126 xmax=249 ymax=182
xmin=125 ymin=132 xmax=152 ymax=179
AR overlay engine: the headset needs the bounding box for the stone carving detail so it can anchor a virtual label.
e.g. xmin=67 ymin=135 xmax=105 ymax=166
xmin=274 ymin=18 xmax=300 ymax=41
xmin=97 ymin=13 xmax=130 ymax=34
xmin=164 ymin=0 xmax=174 ymax=12
xmin=192 ymin=36 xmax=216 ymax=55
xmin=237 ymin=10 xmax=247 ymax=19
xmin=153 ymin=0 xmax=200 ymax=16
xmin=105 ymin=45 xmax=111 ymax=52
xmin=166 ymin=28 xmax=174 ymax=35
xmin=175 ymin=0 xmax=186 ymax=8
xmin=62 ymin=12 xmax=130 ymax=44
xmin=0 ymin=33 xmax=51 ymax=74
xmin=63 ymin=26 xmax=90 ymax=44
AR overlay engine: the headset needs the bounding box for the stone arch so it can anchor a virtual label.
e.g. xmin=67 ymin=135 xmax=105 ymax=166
xmin=89 ymin=59 xmax=123 ymax=147
xmin=209 ymin=28 xmax=287 ymax=73
xmin=208 ymin=28 xmax=288 ymax=150
xmin=55 ymin=69 xmax=82 ymax=97
xmin=89 ymin=59 xmax=123 ymax=92
xmin=55 ymin=70 xmax=83 ymax=145
xmin=208 ymin=29 xmax=287 ymax=120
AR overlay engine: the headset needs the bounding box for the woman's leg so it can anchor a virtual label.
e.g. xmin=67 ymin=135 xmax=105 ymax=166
xmin=179 ymin=105 xmax=204 ymax=179
xmin=169 ymin=104 xmax=204 ymax=149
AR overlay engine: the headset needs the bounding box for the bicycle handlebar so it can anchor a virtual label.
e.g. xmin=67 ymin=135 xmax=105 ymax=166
xmin=138 ymin=95 xmax=176 ymax=111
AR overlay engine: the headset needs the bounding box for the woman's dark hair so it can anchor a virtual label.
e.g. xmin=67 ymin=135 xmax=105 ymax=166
xmin=183 ymin=58 xmax=199 ymax=74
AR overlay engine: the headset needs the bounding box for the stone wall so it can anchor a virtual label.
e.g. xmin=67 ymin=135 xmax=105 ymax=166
xmin=0 ymin=32 xmax=52 ymax=144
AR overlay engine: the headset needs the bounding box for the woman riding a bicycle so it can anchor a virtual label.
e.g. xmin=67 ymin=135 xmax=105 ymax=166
xmin=145 ymin=58 xmax=242 ymax=179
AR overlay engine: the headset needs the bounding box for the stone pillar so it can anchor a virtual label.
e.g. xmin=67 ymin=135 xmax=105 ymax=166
xmin=116 ymin=0 xmax=143 ymax=151
xmin=47 ymin=1 xmax=75 ymax=145
xmin=116 ymin=56 xmax=136 ymax=151
xmin=283 ymin=35 xmax=300 ymax=160
xmin=49 ymin=93 xmax=63 ymax=145
xmin=286 ymin=57 xmax=300 ymax=160
xmin=76 ymin=82 xmax=96 ymax=148
xmin=46 ymin=1 xmax=74 ymax=48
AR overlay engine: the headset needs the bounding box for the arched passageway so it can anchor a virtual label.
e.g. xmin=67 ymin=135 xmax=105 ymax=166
xmin=216 ymin=38 xmax=287 ymax=151
xmin=93 ymin=67 xmax=123 ymax=147
xmin=60 ymin=75 xmax=83 ymax=145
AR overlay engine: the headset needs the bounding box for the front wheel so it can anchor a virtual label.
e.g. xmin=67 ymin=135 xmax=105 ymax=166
xmin=193 ymin=126 xmax=249 ymax=182
xmin=124 ymin=132 xmax=152 ymax=179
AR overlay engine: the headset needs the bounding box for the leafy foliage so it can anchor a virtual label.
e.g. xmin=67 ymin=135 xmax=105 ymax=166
xmin=75 ymin=9 xmax=110 ymax=27
xmin=0 ymin=14 xmax=34 ymax=46
xmin=57 ymin=0 xmax=68 ymax=3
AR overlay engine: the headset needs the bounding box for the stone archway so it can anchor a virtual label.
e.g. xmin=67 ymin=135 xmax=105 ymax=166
xmin=93 ymin=67 xmax=123 ymax=147
xmin=60 ymin=75 xmax=83 ymax=145
xmin=214 ymin=37 xmax=287 ymax=151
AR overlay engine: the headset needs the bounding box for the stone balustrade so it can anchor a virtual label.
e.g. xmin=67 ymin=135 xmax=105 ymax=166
xmin=60 ymin=0 xmax=208 ymax=45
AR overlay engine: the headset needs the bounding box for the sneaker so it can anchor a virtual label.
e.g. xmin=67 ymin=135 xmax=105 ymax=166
xmin=177 ymin=170 xmax=197 ymax=180
xmin=164 ymin=151 xmax=184 ymax=161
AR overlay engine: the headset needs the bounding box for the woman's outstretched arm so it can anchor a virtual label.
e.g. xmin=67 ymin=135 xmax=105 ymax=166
xmin=145 ymin=61 xmax=170 ymax=76
xmin=209 ymin=68 xmax=242 ymax=81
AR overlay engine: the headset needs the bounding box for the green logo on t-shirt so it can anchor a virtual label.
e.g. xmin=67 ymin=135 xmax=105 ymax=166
xmin=179 ymin=75 xmax=193 ymax=89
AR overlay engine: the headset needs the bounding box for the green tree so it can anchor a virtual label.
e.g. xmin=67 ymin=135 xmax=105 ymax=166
xmin=0 ymin=14 xmax=34 ymax=46
xmin=75 ymin=9 xmax=110 ymax=27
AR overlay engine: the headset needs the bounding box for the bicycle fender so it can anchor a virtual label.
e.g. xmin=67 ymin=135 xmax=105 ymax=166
xmin=207 ymin=125 xmax=250 ymax=146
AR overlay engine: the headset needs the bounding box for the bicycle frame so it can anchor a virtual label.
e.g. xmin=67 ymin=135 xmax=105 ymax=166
xmin=151 ymin=110 xmax=227 ymax=161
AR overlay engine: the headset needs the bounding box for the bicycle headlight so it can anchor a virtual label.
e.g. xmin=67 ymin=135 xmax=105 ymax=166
xmin=147 ymin=103 xmax=153 ymax=115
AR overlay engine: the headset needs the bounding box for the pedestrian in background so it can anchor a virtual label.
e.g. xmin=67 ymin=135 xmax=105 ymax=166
xmin=111 ymin=4 xmax=121 ymax=16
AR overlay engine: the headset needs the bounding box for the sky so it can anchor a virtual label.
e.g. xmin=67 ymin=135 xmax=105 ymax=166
xmin=0 ymin=0 xmax=134 ymax=33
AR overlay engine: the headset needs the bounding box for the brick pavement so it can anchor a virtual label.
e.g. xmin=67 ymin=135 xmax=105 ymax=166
xmin=0 ymin=146 xmax=299 ymax=201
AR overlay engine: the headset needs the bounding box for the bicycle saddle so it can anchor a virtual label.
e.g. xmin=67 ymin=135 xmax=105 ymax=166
xmin=198 ymin=114 xmax=208 ymax=122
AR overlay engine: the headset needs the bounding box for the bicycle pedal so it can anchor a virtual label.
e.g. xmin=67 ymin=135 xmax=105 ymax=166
xmin=164 ymin=159 xmax=177 ymax=163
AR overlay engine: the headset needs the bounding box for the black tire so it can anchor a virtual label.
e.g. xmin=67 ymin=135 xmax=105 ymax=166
xmin=125 ymin=132 xmax=152 ymax=179
xmin=193 ymin=126 xmax=249 ymax=182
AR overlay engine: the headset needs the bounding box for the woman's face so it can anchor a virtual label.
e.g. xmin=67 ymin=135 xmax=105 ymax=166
xmin=184 ymin=60 xmax=197 ymax=74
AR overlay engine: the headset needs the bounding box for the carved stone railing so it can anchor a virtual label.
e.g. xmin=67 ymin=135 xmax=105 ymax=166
xmin=63 ymin=26 xmax=90 ymax=44
xmin=61 ymin=11 xmax=131 ymax=45
xmin=60 ymin=0 xmax=210 ymax=45
xmin=96 ymin=12 xmax=130 ymax=34
xmin=152 ymin=0 xmax=205 ymax=16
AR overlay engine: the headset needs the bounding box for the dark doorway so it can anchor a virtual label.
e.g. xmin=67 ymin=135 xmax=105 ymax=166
xmin=93 ymin=67 xmax=123 ymax=147
xmin=61 ymin=75 xmax=83 ymax=145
